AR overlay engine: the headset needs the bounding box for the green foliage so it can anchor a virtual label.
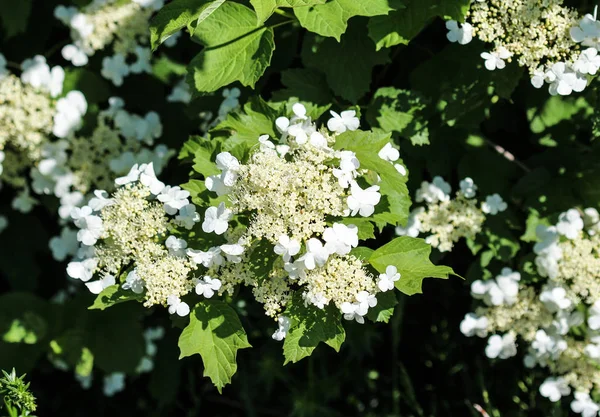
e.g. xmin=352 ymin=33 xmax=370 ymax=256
xmin=250 ymin=0 xmax=327 ymax=24
xmin=179 ymin=300 xmax=251 ymax=392
xmin=0 ymin=0 xmax=32 ymax=38
xmin=369 ymin=237 xmax=456 ymax=295
xmin=283 ymin=295 xmax=345 ymax=364
xmin=294 ymin=0 xmax=395 ymax=41
xmin=187 ymin=2 xmax=275 ymax=94
xmin=89 ymin=285 xmax=144 ymax=311
xmin=0 ymin=369 xmax=36 ymax=416
xmin=368 ymin=0 xmax=469 ymax=49
xmin=366 ymin=291 xmax=398 ymax=323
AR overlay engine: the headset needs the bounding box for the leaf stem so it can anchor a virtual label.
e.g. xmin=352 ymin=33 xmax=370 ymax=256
xmin=273 ymin=8 xmax=296 ymax=20
xmin=268 ymin=19 xmax=295 ymax=30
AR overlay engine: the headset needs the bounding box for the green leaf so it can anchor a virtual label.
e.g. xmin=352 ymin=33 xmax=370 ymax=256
xmin=333 ymin=130 xmax=410 ymax=226
xmin=89 ymin=285 xmax=143 ymax=311
xmin=302 ymin=24 xmax=389 ymax=102
xmin=369 ymin=237 xmax=456 ymax=295
xmin=179 ymin=300 xmax=251 ymax=392
xmin=368 ymin=0 xmax=469 ymax=49
xmin=216 ymin=97 xmax=279 ymax=145
xmin=188 ymin=2 xmax=275 ymax=94
xmin=350 ymin=246 xmax=375 ymax=261
xmin=367 ymin=87 xmax=431 ymax=145
xmin=179 ymin=135 xmax=221 ymax=178
xmin=341 ymin=217 xmax=375 ymax=240
xmin=295 ymin=0 xmax=394 ymax=41
xmin=283 ymin=297 xmax=345 ymax=364
xmin=366 ymin=291 xmax=398 ymax=323
xmin=0 ymin=0 xmax=32 ymax=37
xmin=149 ymin=0 xmax=226 ymax=49
xmin=250 ymin=0 xmax=327 ymax=23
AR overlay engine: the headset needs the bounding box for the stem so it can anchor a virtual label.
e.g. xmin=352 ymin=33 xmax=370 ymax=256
xmin=268 ymin=19 xmax=295 ymax=30
xmin=484 ymin=138 xmax=531 ymax=173
xmin=274 ymin=8 xmax=296 ymax=20
xmin=6 ymin=62 xmax=20 ymax=71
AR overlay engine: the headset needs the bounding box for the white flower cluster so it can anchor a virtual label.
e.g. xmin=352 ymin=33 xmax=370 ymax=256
xmin=446 ymin=0 xmax=600 ymax=96
xmin=397 ymin=176 xmax=504 ymax=252
xmin=461 ymin=207 xmax=600 ymax=415
xmin=54 ymin=0 xmax=173 ymax=85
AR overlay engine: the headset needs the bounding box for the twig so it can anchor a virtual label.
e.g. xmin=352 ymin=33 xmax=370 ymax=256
xmin=484 ymin=138 xmax=531 ymax=173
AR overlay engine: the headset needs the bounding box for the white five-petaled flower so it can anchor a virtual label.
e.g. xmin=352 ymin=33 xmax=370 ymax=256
xmin=378 ymin=142 xmax=400 ymax=162
xmin=71 ymin=205 xmax=104 ymax=246
xmin=540 ymin=284 xmax=572 ymax=313
xmin=556 ymin=208 xmax=584 ymax=239
xmin=445 ymin=20 xmax=473 ymax=45
xmin=167 ymin=295 xmax=190 ymax=317
xmin=481 ymin=47 xmax=512 ymax=71
xmin=123 ymin=269 xmax=145 ymax=294
xmin=377 ymin=265 xmax=401 ymax=292
xmin=539 ymin=377 xmax=571 ymax=402
xmin=88 ymin=190 xmax=114 ymax=211
xmin=485 ymin=333 xmax=517 ymax=359
xmin=459 ymin=177 xmax=477 ymax=199
xmin=574 ymin=47 xmax=600 ymax=75
xmin=66 ymin=258 xmax=98 ymax=282
xmin=323 ymin=223 xmax=359 ymax=256
xmin=481 ymin=193 xmax=507 ymax=215
xmin=274 ymin=235 xmax=301 ymax=262
xmin=175 ymin=204 xmax=200 ymax=230
xmin=272 ymin=316 xmax=291 ymax=341
xmin=86 ymin=274 xmax=116 ymax=295
xmin=347 ymin=181 xmax=381 ymax=217
xmin=547 ymin=62 xmax=587 ymax=96
xmin=571 ymin=12 xmax=600 ymax=48
xmin=415 ymin=176 xmax=451 ymax=203
xmin=195 ymin=276 xmax=222 ymax=298
xmin=187 ymin=246 xmax=223 ymax=268
xmin=341 ymin=302 xmax=368 ymax=324
xmin=157 ymin=186 xmax=190 ymax=215
xmin=298 ymin=238 xmax=329 ymax=270
xmin=459 ymin=313 xmax=489 ymax=338
xmin=220 ymin=243 xmax=245 ymax=263
xmin=165 ymin=235 xmax=187 ymax=257
xmin=333 ymin=151 xmax=360 ymax=188
xmin=327 ymin=110 xmax=360 ymax=133
xmin=570 ymin=392 xmax=600 ymax=417
xmin=202 ymin=202 xmax=232 ymax=235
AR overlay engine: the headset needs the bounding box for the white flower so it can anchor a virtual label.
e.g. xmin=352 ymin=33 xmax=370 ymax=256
xmin=133 ymin=0 xmax=164 ymax=10
xmin=584 ymin=207 xmax=600 ymax=234
xmin=415 ymin=176 xmax=451 ymax=203
xmin=460 ymin=313 xmax=489 ymax=338
xmin=394 ymin=163 xmax=407 ymax=176
xmin=284 ymin=260 xmax=307 ymax=280
xmin=341 ymin=302 xmax=367 ymax=324
xmin=547 ymin=62 xmax=587 ymax=96
xmin=123 ymin=269 xmax=145 ymax=294
xmin=485 ymin=333 xmax=517 ymax=359
xmin=12 ymin=189 xmax=38 ymax=213
xmin=206 ymin=152 xmax=239 ymax=194
xmin=53 ymin=90 xmax=87 ymax=138
xmin=175 ymin=204 xmax=200 ymax=230
xmin=481 ymin=47 xmax=512 ymax=71
xmin=481 ymin=194 xmax=507 ymax=215
xmin=88 ymin=190 xmax=114 ymax=211
xmin=333 ymin=151 xmax=360 ymax=188
xmin=103 ymin=373 xmax=126 ymax=397
xmin=115 ymin=163 xmax=142 ymax=186
xmin=298 ymin=238 xmax=329 ymax=270
xmin=445 ymin=20 xmax=473 ymax=45
xmin=66 ymin=258 xmax=97 ymax=282
xmin=195 ymin=276 xmax=222 ymax=298
xmin=202 ymin=202 xmax=232 ymax=235
xmin=101 ymin=54 xmax=130 ymax=86
xmin=556 ymin=208 xmax=584 ymax=239
xmin=305 ymin=291 xmax=328 ymax=309
xmin=377 ymin=265 xmax=401 ymax=292
xmin=327 ymin=110 xmax=360 ymax=133
xmin=258 ymin=134 xmax=275 ymax=151
xmin=157 ymin=186 xmax=190 ymax=215
xmin=61 ymin=44 xmax=89 ymax=66
xmin=309 ymin=132 xmax=328 ymax=148
xmin=323 ymin=223 xmax=359 ymax=256
xmin=137 ymin=163 xmax=165 ymax=195
xmin=540 ymin=284 xmax=572 ymax=313
xmin=378 ymin=143 xmax=400 ymax=162
xmin=539 ymin=377 xmax=571 ymax=402
xmin=348 ymin=181 xmax=381 ymax=217
xmin=220 ymin=243 xmax=245 ymax=263
xmin=574 ymin=48 xmax=600 ymax=75
xmin=356 ymin=290 xmax=377 ymax=311
xmin=167 ymin=79 xmax=191 ymax=103
xmin=58 ymin=191 xmax=84 ymax=219
xmin=54 ymin=5 xmax=77 ymax=25
xmin=167 ymin=295 xmax=190 ymax=317
xmin=571 ymin=12 xmax=600 ymax=47
xmin=459 ymin=177 xmax=477 ymax=198
xmin=187 ymin=246 xmax=223 ymax=268
xmin=129 ymin=47 xmax=152 ymax=74
xmin=86 ymin=274 xmax=116 ymax=295
xmin=395 ymin=207 xmax=424 ymax=238
xmin=70 ymin=12 xmax=94 ymax=39
xmin=72 ymin=206 xmax=104 ymax=246
xmin=272 ymin=316 xmax=291 ymax=341
xmin=571 ymin=392 xmax=600 ymax=417
xmin=531 ymin=66 xmax=550 ymax=89
xmin=21 ymin=55 xmax=64 ymax=97
xmin=530 ymin=329 xmax=568 ymax=365
xmin=49 ymin=228 xmax=79 ymax=261
xmin=274 ymin=235 xmax=301 ymax=262
xmin=588 ymin=300 xmax=600 ymax=330
xmin=165 ymin=236 xmax=187 ymax=257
